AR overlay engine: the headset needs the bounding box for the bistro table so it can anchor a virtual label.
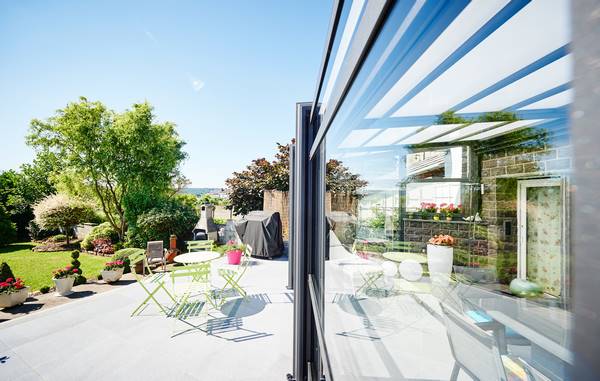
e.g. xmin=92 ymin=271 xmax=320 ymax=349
xmin=174 ymin=251 xmax=221 ymax=264
xmin=382 ymin=251 xmax=427 ymax=263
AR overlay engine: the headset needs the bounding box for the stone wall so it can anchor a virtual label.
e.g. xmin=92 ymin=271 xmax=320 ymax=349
xmin=263 ymin=190 xmax=358 ymax=240
xmin=403 ymin=219 xmax=488 ymax=255
xmin=479 ymin=141 xmax=572 ymax=282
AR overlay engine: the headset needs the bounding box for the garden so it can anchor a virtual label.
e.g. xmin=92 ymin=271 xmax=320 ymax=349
xmin=0 ymin=98 xmax=214 ymax=310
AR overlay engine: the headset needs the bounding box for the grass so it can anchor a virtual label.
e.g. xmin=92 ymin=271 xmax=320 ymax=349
xmin=0 ymin=242 xmax=108 ymax=291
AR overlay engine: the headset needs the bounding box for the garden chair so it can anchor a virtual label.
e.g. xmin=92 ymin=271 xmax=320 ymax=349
xmin=146 ymin=240 xmax=167 ymax=273
xmin=355 ymin=269 xmax=386 ymax=297
xmin=440 ymin=303 xmax=536 ymax=381
xmin=215 ymin=244 xmax=253 ymax=307
xmin=169 ymin=262 xmax=216 ymax=317
xmin=186 ymin=240 xmax=214 ymax=252
xmin=128 ymin=251 xmax=177 ymax=317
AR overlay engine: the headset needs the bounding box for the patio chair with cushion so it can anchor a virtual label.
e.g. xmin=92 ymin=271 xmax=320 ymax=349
xmin=146 ymin=240 xmax=167 ymax=273
xmin=186 ymin=240 xmax=214 ymax=252
xmin=440 ymin=303 xmax=537 ymax=381
xmin=128 ymin=251 xmax=177 ymax=317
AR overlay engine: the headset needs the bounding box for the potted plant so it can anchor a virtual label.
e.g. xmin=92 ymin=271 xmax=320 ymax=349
xmin=0 ymin=277 xmax=29 ymax=308
xmin=101 ymin=260 xmax=125 ymax=283
xmin=441 ymin=203 xmax=462 ymax=221
xmin=52 ymin=266 xmax=78 ymax=296
xmin=420 ymin=202 xmax=437 ymax=219
xmin=427 ymin=234 xmax=455 ymax=286
xmin=224 ymin=240 xmax=246 ymax=265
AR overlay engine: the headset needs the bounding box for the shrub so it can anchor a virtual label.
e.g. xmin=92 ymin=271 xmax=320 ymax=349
xmin=33 ymin=194 xmax=95 ymax=245
xmin=0 ymin=205 xmax=17 ymax=246
xmin=112 ymin=248 xmax=145 ymax=274
xmin=48 ymin=234 xmax=68 ymax=242
xmin=40 ymin=286 xmax=50 ymax=294
xmin=92 ymin=238 xmax=114 ymax=255
xmin=81 ymin=222 xmax=119 ymax=250
xmin=0 ymin=262 xmax=16 ymax=283
xmin=71 ymin=250 xmax=86 ymax=286
xmin=127 ymin=199 xmax=197 ymax=249
xmin=213 ymin=217 xmax=227 ymax=225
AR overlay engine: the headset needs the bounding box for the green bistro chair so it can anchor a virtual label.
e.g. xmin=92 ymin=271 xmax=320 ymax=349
xmin=186 ymin=240 xmax=214 ymax=252
xmin=129 ymin=251 xmax=177 ymax=317
xmin=169 ymin=262 xmax=216 ymax=316
xmin=215 ymin=244 xmax=253 ymax=307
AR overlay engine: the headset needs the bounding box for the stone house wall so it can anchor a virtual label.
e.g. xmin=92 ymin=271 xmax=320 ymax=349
xmin=479 ymin=141 xmax=572 ymax=282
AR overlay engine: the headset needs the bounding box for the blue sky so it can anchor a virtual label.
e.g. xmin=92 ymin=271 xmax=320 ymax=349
xmin=0 ymin=0 xmax=332 ymax=187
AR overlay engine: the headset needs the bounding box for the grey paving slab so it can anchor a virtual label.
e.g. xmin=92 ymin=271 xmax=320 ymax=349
xmin=0 ymin=256 xmax=293 ymax=381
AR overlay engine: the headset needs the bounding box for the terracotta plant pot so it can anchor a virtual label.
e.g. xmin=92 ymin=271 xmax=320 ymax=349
xmin=0 ymin=287 xmax=30 ymax=308
xmin=53 ymin=277 xmax=75 ymax=296
xmin=427 ymin=244 xmax=453 ymax=286
xmin=101 ymin=268 xmax=124 ymax=283
xmin=227 ymin=250 xmax=243 ymax=265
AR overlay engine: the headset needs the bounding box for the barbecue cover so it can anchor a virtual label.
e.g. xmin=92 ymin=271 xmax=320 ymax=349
xmin=235 ymin=211 xmax=284 ymax=258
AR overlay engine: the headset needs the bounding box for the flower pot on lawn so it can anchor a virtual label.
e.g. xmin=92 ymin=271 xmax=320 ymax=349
xmin=427 ymin=244 xmax=454 ymax=286
xmin=227 ymin=250 xmax=243 ymax=265
xmin=0 ymin=287 xmax=30 ymax=308
xmin=101 ymin=268 xmax=124 ymax=283
xmin=53 ymin=277 xmax=75 ymax=296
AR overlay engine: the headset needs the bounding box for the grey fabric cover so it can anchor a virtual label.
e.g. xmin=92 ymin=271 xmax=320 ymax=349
xmin=235 ymin=211 xmax=284 ymax=258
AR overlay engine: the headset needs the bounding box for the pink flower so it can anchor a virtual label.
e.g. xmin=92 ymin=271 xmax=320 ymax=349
xmin=72 ymin=268 xmax=78 ymax=273
xmin=6 ymin=277 xmax=13 ymax=283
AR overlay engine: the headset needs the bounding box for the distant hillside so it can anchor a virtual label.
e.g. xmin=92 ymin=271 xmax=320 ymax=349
xmin=182 ymin=188 xmax=223 ymax=196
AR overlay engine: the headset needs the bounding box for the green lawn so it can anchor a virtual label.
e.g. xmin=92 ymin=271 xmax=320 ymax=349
xmin=0 ymin=242 xmax=107 ymax=291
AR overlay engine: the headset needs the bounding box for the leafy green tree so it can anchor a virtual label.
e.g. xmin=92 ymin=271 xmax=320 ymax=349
xmin=0 ymin=152 xmax=58 ymax=240
xmin=197 ymin=193 xmax=228 ymax=206
xmin=27 ymin=97 xmax=187 ymax=239
xmin=225 ymin=142 xmax=367 ymax=215
xmin=33 ymin=194 xmax=94 ymax=245
xmin=127 ymin=198 xmax=197 ymax=249
xmin=0 ymin=205 xmax=17 ymax=246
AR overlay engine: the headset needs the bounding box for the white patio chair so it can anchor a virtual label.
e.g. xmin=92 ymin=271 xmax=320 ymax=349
xmin=440 ymin=303 xmax=537 ymax=381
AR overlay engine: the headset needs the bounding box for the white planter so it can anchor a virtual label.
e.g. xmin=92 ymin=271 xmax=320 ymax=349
xmin=101 ymin=268 xmax=124 ymax=283
xmin=427 ymin=244 xmax=454 ymax=286
xmin=53 ymin=277 xmax=75 ymax=296
xmin=0 ymin=287 xmax=30 ymax=308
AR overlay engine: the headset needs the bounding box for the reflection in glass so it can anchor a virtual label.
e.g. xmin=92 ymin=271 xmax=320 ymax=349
xmin=319 ymin=1 xmax=573 ymax=380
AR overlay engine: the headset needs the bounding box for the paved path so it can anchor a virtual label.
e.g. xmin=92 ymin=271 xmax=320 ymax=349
xmin=0 ymin=256 xmax=293 ymax=381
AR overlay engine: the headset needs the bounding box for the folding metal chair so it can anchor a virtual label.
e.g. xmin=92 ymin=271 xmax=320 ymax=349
xmin=169 ymin=262 xmax=216 ymax=317
xmin=186 ymin=240 xmax=214 ymax=252
xmin=215 ymin=245 xmax=253 ymax=307
xmin=129 ymin=251 xmax=177 ymax=317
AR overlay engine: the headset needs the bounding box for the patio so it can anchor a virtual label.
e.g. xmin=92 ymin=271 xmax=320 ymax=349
xmin=0 ymin=255 xmax=293 ymax=381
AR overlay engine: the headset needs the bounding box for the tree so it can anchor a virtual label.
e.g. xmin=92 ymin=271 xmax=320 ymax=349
xmin=126 ymin=198 xmax=197 ymax=249
xmin=33 ymin=194 xmax=94 ymax=245
xmin=0 ymin=205 xmax=16 ymax=246
xmin=225 ymin=142 xmax=367 ymax=215
xmin=27 ymin=97 xmax=187 ymax=240
xmin=0 ymin=152 xmax=58 ymax=240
